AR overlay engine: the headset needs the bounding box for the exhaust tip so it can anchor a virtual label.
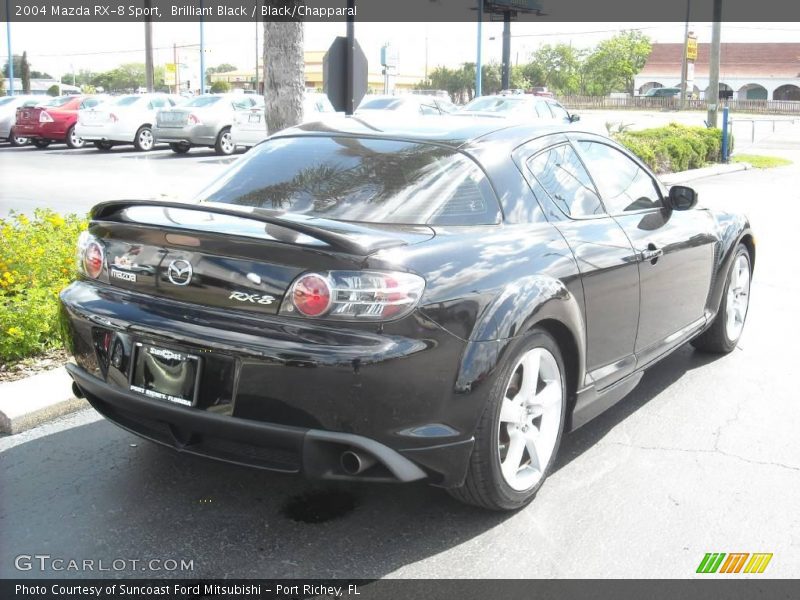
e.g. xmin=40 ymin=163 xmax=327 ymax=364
xmin=340 ymin=449 xmax=376 ymax=475
xmin=71 ymin=381 xmax=84 ymax=399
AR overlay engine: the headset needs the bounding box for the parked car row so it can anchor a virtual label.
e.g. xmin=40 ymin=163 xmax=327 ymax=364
xmin=3 ymin=92 xmax=578 ymax=155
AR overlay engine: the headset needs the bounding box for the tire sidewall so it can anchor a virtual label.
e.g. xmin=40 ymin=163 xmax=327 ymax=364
xmin=719 ymin=245 xmax=751 ymax=350
xmin=483 ymin=329 xmax=567 ymax=508
xmin=66 ymin=125 xmax=84 ymax=149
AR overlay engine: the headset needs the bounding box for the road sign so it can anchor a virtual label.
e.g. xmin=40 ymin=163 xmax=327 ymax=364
xmin=687 ymin=37 xmax=698 ymax=61
xmin=323 ymin=36 xmax=368 ymax=114
xmin=164 ymin=63 xmax=177 ymax=86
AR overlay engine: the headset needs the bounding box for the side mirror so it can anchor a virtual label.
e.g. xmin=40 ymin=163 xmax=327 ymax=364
xmin=667 ymin=185 xmax=698 ymax=211
xmin=569 ymin=113 xmax=580 ymax=123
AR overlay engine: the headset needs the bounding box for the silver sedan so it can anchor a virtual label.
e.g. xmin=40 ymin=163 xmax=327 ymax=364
xmin=0 ymin=95 xmax=43 ymax=146
xmin=153 ymin=94 xmax=261 ymax=155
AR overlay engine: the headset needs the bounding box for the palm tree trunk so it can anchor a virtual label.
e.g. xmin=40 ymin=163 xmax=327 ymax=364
xmin=263 ymin=6 xmax=304 ymax=135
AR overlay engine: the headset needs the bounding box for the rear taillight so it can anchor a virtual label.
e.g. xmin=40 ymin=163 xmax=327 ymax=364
xmin=281 ymin=271 xmax=425 ymax=321
xmin=39 ymin=111 xmax=54 ymax=123
xmin=109 ymin=113 xmax=118 ymax=123
xmin=291 ymin=273 xmax=332 ymax=317
xmin=188 ymin=114 xmax=202 ymax=125
xmin=77 ymin=231 xmax=105 ymax=279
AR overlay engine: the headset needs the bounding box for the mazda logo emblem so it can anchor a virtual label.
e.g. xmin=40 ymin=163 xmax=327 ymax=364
xmin=167 ymin=259 xmax=193 ymax=286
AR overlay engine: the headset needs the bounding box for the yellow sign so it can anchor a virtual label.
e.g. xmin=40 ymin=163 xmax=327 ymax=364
xmin=165 ymin=63 xmax=177 ymax=86
xmin=687 ymin=38 xmax=698 ymax=61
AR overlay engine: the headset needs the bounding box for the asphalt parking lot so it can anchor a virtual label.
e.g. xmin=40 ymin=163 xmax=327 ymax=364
xmin=1 ymin=120 xmax=799 ymax=579
xmin=0 ymin=143 xmax=235 ymax=217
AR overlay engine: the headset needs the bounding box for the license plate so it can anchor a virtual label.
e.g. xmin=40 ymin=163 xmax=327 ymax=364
xmin=161 ymin=112 xmax=183 ymax=122
xmin=248 ymin=114 xmax=261 ymax=123
xmin=129 ymin=343 xmax=201 ymax=406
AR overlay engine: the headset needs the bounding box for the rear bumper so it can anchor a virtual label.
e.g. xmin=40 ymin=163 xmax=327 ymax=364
xmin=76 ymin=122 xmax=137 ymax=143
xmin=153 ymin=124 xmax=217 ymax=146
xmin=60 ymin=281 xmax=481 ymax=487
xmin=68 ymin=363 xmax=430 ymax=483
xmin=230 ymin=125 xmax=264 ymax=147
xmin=14 ymin=121 xmax=68 ymax=140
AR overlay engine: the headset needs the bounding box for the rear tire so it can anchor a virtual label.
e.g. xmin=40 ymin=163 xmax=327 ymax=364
xmin=94 ymin=140 xmax=113 ymax=151
xmin=32 ymin=139 xmax=51 ymax=149
xmin=691 ymin=244 xmax=752 ymax=353
xmin=214 ymin=126 xmax=235 ymax=155
xmin=65 ymin=125 xmax=84 ymax=149
xmin=448 ymin=329 xmax=567 ymax=511
xmin=134 ymin=125 xmax=154 ymax=152
xmin=169 ymin=142 xmax=191 ymax=154
xmin=9 ymin=129 xmax=28 ymax=146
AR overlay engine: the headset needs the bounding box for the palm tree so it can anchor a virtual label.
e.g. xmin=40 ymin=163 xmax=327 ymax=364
xmin=263 ymin=2 xmax=305 ymax=134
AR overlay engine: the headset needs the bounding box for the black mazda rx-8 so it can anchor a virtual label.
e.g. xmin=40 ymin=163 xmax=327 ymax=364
xmin=60 ymin=116 xmax=754 ymax=510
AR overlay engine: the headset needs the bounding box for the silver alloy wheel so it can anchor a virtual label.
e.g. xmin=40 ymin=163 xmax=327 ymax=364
xmin=220 ymin=131 xmax=234 ymax=154
xmin=12 ymin=134 xmax=28 ymax=146
xmin=70 ymin=127 xmax=84 ymax=148
xmin=138 ymin=128 xmax=153 ymax=150
xmin=725 ymin=253 xmax=751 ymax=342
xmin=497 ymin=347 xmax=563 ymax=491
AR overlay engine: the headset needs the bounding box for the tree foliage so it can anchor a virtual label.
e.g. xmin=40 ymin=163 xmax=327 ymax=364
xmin=20 ymin=52 xmax=31 ymax=93
xmin=46 ymin=84 xmax=59 ymax=96
xmin=3 ymin=55 xmax=51 ymax=80
xmin=210 ymin=80 xmax=231 ymax=93
xmin=417 ymin=31 xmax=652 ymax=101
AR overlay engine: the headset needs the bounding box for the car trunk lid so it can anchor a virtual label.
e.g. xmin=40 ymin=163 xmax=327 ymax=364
xmin=89 ymin=200 xmax=434 ymax=316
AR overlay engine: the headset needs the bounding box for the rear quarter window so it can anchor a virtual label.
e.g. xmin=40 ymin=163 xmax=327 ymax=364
xmin=198 ymin=136 xmax=501 ymax=226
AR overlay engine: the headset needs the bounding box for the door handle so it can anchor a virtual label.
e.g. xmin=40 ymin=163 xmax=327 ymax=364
xmin=640 ymin=243 xmax=663 ymax=263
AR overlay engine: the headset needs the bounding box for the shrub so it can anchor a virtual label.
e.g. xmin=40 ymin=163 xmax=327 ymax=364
xmin=614 ymin=123 xmax=725 ymax=174
xmin=210 ymin=80 xmax=231 ymax=93
xmin=0 ymin=210 xmax=87 ymax=364
xmin=47 ymin=84 xmax=60 ymax=96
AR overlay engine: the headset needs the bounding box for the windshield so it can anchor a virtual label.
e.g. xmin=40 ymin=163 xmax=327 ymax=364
xmin=184 ymin=95 xmax=222 ymax=108
xmin=461 ymin=97 xmax=526 ymax=113
xmin=197 ymin=136 xmax=501 ymax=226
xmin=45 ymin=96 xmax=75 ymax=108
xmin=113 ymin=95 xmax=141 ymax=106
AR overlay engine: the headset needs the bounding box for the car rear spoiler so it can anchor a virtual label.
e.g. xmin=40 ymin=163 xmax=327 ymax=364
xmin=90 ymin=199 xmax=431 ymax=256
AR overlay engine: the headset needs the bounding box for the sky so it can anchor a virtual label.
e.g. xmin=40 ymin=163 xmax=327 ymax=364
xmin=3 ymin=21 xmax=800 ymax=80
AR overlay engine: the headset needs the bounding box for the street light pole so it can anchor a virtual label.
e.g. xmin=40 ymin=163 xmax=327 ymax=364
xmin=5 ymin=0 xmax=13 ymax=95
xmin=144 ymin=0 xmax=155 ymax=92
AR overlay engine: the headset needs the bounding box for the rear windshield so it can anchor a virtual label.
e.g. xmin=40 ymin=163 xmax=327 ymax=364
xmin=0 ymin=97 xmax=16 ymax=107
xmin=358 ymin=98 xmax=403 ymax=110
xmin=184 ymin=96 xmax=221 ymax=108
xmin=113 ymin=95 xmax=141 ymax=106
xmin=45 ymin=96 xmax=74 ymax=107
xmin=462 ymin=97 xmax=526 ymax=113
xmin=198 ymin=136 xmax=501 ymax=226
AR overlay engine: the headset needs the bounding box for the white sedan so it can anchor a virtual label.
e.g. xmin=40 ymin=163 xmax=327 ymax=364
xmin=76 ymin=93 xmax=183 ymax=151
xmin=231 ymin=92 xmax=336 ymax=149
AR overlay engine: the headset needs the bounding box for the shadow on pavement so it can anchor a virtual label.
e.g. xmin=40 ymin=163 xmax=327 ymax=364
xmin=1 ymin=343 xmax=723 ymax=580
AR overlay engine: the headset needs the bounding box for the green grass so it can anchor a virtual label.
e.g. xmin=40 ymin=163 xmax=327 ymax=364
xmin=731 ymin=154 xmax=792 ymax=169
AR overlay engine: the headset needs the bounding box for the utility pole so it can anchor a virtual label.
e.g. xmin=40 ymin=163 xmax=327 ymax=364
xmin=679 ymin=0 xmax=691 ymax=110
xmin=475 ymin=0 xmax=482 ymax=98
xmin=144 ymin=0 xmax=154 ymax=92
xmin=174 ymin=43 xmax=180 ymax=93
xmin=501 ymin=10 xmax=511 ymax=90
xmin=199 ymin=0 xmax=206 ymax=94
xmin=254 ymin=18 xmax=259 ymax=94
xmin=706 ymin=0 xmax=722 ymax=128
xmin=5 ymin=0 xmax=13 ymax=95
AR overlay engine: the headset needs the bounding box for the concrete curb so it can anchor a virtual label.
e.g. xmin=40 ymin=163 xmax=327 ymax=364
xmin=0 ymin=367 xmax=87 ymax=434
xmin=661 ymin=162 xmax=750 ymax=186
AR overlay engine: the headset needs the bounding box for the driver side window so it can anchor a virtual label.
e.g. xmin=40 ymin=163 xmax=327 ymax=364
xmin=577 ymin=141 xmax=663 ymax=213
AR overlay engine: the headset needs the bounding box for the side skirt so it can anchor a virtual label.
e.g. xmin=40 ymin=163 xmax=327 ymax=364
xmin=569 ymin=370 xmax=644 ymax=431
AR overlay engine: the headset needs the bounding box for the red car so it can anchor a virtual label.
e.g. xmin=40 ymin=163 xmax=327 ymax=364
xmin=14 ymin=95 xmax=107 ymax=149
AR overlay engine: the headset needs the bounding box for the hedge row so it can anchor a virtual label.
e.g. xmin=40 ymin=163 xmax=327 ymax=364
xmin=614 ymin=123 xmax=728 ymax=174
